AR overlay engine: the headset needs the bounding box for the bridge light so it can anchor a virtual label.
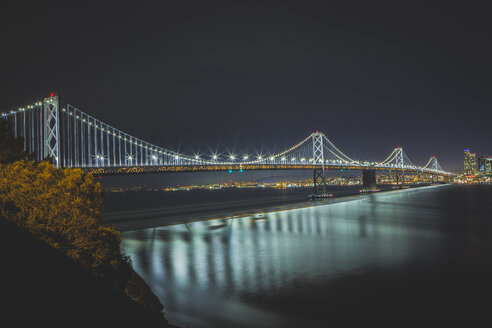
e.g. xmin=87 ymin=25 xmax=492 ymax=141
xmin=292 ymin=158 xmax=296 ymax=161
xmin=243 ymin=155 xmax=248 ymax=160
xmin=229 ymin=155 xmax=236 ymax=160
xmin=195 ymin=155 xmax=200 ymax=159
xmin=270 ymin=157 xmax=275 ymax=161
xmin=281 ymin=157 xmax=286 ymax=161
xmin=212 ymin=155 xmax=218 ymax=160
xmin=258 ymin=156 xmax=262 ymax=160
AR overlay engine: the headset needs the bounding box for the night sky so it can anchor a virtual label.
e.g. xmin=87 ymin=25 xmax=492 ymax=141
xmin=2 ymin=1 xmax=491 ymax=172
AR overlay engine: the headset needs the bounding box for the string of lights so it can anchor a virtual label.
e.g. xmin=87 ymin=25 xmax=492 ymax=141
xmin=1 ymin=95 xmax=450 ymax=175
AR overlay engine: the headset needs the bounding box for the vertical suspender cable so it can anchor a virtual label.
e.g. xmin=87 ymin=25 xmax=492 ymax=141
xmin=88 ymin=117 xmax=92 ymax=167
xmin=81 ymin=113 xmax=85 ymax=167
xmin=23 ymin=110 xmax=26 ymax=151
xmin=113 ymin=128 xmax=116 ymax=166
xmin=74 ymin=110 xmax=78 ymax=167
xmin=68 ymin=109 xmax=72 ymax=166
xmin=100 ymin=121 xmax=103 ymax=167
xmin=38 ymin=105 xmax=41 ymax=161
xmin=140 ymin=142 xmax=143 ymax=166
xmin=106 ymin=125 xmax=110 ymax=167
xmin=146 ymin=144 xmax=149 ymax=166
xmin=31 ymin=108 xmax=34 ymax=156
xmin=118 ymin=131 xmax=121 ymax=166
xmin=94 ymin=120 xmax=98 ymax=167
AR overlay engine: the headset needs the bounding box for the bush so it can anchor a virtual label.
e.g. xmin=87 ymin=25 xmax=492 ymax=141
xmin=0 ymin=159 xmax=164 ymax=314
xmin=0 ymin=160 xmax=130 ymax=289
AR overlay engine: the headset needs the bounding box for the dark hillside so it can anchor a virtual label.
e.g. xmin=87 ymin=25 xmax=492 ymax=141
xmin=0 ymin=217 xmax=176 ymax=328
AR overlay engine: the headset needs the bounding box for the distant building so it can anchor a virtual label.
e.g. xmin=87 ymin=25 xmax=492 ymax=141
xmin=478 ymin=155 xmax=492 ymax=173
xmin=464 ymin=149 xmax=477 ymax=175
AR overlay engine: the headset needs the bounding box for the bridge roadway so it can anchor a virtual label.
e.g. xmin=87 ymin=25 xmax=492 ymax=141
xmin=84 ymin=163 xmax=450 ymax=176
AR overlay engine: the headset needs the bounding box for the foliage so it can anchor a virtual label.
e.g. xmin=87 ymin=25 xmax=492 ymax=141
xmin=0 ymin=133 xmax=164 ymax=313
xmin=0 ymin=160 xmax=130 ymax=289
xmin=0 ymin=121 xmax=32 ymax=163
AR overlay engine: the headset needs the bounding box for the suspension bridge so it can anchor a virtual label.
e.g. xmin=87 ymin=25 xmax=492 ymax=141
xmin=2 ymin=94 xmax=453 ymax=195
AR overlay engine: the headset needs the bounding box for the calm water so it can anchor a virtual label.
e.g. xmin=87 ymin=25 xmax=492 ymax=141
xmin=118 ymin=185 xmax=492 ymax=328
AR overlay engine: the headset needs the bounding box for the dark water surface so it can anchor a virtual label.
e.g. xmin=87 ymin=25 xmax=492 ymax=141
xmin=103 ymin=185 xmax=398 ymax=230
xmin=117 ymin=185 xmax=492 ymax=328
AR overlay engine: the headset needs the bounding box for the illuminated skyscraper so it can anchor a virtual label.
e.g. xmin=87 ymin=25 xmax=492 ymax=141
xmin=464 ymin=149 xmax=476 ymax=175
xmin=478 ymin=155 xmax=492 ymax=173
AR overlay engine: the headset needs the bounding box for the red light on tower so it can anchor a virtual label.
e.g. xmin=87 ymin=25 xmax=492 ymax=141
xmin=50 ymin=93 xmax=55 ymax=97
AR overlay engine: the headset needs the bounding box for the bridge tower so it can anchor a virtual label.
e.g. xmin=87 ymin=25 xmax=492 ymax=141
xmin=395 ymin=147 xmax=405 ymax=187
xmin=43 ymin=95 xmax=60 ymax=167
xmin=312 ymin=131 xmax=327 ymax=196
xmin=429 ymin=156 xmax=438 ymax=184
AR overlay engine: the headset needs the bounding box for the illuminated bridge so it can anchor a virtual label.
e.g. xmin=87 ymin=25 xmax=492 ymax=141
xmin=2 ymin=95 xmax=453 ymax=195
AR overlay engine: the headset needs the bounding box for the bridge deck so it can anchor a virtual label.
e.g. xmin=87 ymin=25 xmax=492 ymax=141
xmin=81 ymin=164 xmax=450 ymax=176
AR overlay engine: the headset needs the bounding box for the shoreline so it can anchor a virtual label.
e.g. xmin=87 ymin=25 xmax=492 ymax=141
xmin=103 ymin=183 xmax=446 ymax=231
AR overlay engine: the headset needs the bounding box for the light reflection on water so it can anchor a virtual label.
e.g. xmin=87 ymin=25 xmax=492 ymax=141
xmin=120 ymin=185 xmax=492 ymax=328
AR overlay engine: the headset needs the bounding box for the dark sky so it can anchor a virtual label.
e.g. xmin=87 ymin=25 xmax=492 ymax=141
xmin=1 ymin=0 xmax=491 ymax=172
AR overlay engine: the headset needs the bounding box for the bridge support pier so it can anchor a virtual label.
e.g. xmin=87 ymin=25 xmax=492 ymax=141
xmin=312 ymin=168 xmax=327 ymax=198
xmin=395 ymin=169 xmax=405 ymax=187
xmin=362 ymin=169 xmax=377 ymax=192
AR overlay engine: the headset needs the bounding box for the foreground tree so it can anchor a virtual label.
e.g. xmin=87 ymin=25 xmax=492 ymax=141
xmin=0 ymin=161 xmax=130 ymax=288
xmin=0 ymin=121 xmax=31 ymax=163
xmin=0 ymin=160 xmax=163 ymax=312
xmin=0 ymin=127 xmax=163 ymax=313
